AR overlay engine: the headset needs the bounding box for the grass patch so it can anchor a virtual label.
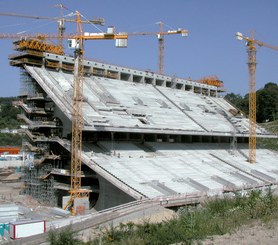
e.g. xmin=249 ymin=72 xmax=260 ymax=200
xmin=261 ymin=120 xmax=278 ymax=134
xmin=257 ymin=137 xmax=278 ymax=151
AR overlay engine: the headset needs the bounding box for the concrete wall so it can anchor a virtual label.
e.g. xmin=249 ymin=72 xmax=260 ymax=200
xmin=53 ymin=106 xmax=71 ymax=138
xmin=94 ymin=175 xmax=135 ymax=211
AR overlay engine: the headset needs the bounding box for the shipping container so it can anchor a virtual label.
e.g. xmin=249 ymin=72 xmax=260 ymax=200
xmin=9 ymin=220 xmax=46 ymax=239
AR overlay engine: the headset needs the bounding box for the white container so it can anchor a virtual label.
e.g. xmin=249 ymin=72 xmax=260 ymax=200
xmin=115 ymin=38 xmax=127 ymax=48
xmin=9 ymin=220 xmax=46 ymax=239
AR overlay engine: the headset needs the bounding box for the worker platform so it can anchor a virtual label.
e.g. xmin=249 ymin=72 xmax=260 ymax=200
xmin=12 ymin=51 xmax=278 ymax=210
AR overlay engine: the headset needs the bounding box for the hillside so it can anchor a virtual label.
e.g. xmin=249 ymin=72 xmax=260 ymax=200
xmin=258 ymin=120 xmax=278 ymax=151
xmin=261 ymin=120 xmax=278 ymax=134
xmin=0 ymin=97 xmax=21 ymax=129
xmin=0 ymin=97 xmax=22 ymax=146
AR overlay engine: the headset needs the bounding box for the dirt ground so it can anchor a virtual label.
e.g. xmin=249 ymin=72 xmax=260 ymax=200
xmin=199 ymin=220 xmax=278 ymax=245
xmin=0 ymin=176 xmax=22 ymax=203
xmin=0 ymin=170 xmax=40 ymax=209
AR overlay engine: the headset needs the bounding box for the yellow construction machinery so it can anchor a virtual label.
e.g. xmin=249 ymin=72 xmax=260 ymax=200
xmin=236 ymin=31 xmax=278 ymax=163
xmin=197 ymin=75 xmax=224 ymax=87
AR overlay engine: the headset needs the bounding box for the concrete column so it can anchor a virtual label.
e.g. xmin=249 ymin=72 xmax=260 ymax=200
xmin=182 ymin=135 xmax=192 ymax=143
xmin=94 ymin=175 xmax=136 ymax=211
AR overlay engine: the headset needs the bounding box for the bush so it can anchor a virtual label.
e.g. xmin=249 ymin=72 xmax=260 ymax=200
xmin=48 ymin=226 xmax=80 ymax=245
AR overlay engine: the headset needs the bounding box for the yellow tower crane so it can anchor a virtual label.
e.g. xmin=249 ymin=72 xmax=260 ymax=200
xmin=65 ymin=11 xmax=128 ymax=214
xmin=0 ymin=11 xmax=128 ymax=215
xmin=129 ymin=23 xmax=188 ymax=74
xmin=235 ymin=31 xmax=278 ymax=163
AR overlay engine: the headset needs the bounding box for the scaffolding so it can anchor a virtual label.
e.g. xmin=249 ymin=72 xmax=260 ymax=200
xmin=22 ymin=163 xmax=57 ymax=206
xmin=19 ymin=69 xmax=39 ymax=97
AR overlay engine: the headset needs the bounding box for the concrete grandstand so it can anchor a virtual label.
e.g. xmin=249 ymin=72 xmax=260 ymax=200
xmin=10 ymin=50 xmax=278 ymax=211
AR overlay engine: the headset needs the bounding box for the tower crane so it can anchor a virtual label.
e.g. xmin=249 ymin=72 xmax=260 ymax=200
xmin=0 ymin=11 xmax=105 ymax=51
xmin=0 ymin=11 xmax=128 ymax=215
xmin=129 ymin=22 xmax=188 ymax=74
xmin=235 ymin=31 xmax=278 ymax=163
xmin=65 ymin=12 xmax=128 ymax=214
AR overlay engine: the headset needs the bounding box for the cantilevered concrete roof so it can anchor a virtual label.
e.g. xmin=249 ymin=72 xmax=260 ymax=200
xmin=25 ymin=65 xmax=270 ymax=137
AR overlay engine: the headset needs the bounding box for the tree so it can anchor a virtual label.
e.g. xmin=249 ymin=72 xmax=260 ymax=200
xmin=0 ymin=98 xmax=20 ymax=129
xmin=225 ymin=82 xmax=278 ymax=123
xmin=257 ymin=83 xmax=278 ymax=122
xmin=224 ymin=93 xmax=248 ymax=115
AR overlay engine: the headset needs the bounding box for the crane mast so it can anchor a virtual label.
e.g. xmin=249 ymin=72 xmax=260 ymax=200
xmin=158 ymin=21 xmax=164 ymax=74
xmin=68 ymin=11 xmax=89 ymax=213
xmin=236 ymin=31 xmax=278 ymax=163
xmin=247 ymin=35 xmax=257 ymax=163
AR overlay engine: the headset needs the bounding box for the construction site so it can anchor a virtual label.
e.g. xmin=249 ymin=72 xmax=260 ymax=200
xmin=0 ymin=6 xmax=277 ymax=243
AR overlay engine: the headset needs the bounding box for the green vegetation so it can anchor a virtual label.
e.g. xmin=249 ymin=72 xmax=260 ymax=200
xmin=48 ymin=189 xmax=278 ymax=245
xmin=257 ymin=83 xmax=278 ymax=123
xmin=0 ymin=97 xmax=21 ymax=129
xmin=261 ymin=120 xmax=278 ymax=134
xmin=225 ymin=83 xmax=278 ymax=152
xmin=257 ymin=137 xmax=278 ymax=151
xmin=48 ymin=226 xmax=80 ymax=245
xmin=0 ymin=97 xmax=22 ymax=146
xmin=0 ymin=133 xmax=22 ymax=146
xmin=257 ymin=120 xmax=278 ymax=151
xmin=225 ymin=82 xmax=278 ymax=123
xmin=224 ymin=92 xmax=248 ymax=115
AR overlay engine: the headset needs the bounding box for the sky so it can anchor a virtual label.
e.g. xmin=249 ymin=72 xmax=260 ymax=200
xmin=0 ymin=0 xmax=277 ymax=97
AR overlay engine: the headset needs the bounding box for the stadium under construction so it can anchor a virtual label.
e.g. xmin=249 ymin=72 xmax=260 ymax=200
xmin=9 ymin=39 xmax=278 ymax=213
